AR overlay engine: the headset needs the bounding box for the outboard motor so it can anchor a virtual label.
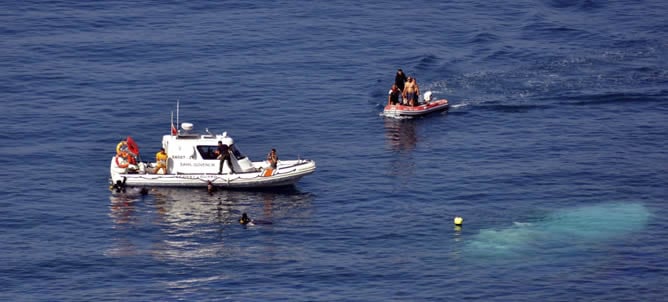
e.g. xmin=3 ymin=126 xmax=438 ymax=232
xmin=424 ymin=91 xmax=433 ymax=103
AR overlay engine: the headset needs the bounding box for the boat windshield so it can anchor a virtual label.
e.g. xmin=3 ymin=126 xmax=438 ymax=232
xmin=230 ymin=144 xmax=247 ymax=160
xmin=197 ymin=145 xmax=219 ymax=160
xmin=196 ymin=145 xmax=247 ymax=160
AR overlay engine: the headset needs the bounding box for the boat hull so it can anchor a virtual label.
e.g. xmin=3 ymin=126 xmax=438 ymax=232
xmin=383 ymin=99 xmax=449 ymax=118
xmin=110 ymin=159 xmax=316 ymax=189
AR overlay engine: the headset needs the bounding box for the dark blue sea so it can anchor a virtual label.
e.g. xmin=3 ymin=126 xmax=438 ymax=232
xmin=2 ymin=1 xmax=667 ymax=301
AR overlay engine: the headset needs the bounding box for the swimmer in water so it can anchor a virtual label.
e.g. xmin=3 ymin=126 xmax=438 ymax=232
xmin=239 ymin=212 xmax=273 ymax=226
xmin=207 ymin=181 xmax=216 ymax=195
xmin=239 ymin=212 xmax=252 ymax=225
xmin=110 ymin=177 xmax=127 ymax=193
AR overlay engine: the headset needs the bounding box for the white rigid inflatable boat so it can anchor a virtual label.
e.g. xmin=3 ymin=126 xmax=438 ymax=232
xmin=110 ymin=122 xmax=316 ymax=189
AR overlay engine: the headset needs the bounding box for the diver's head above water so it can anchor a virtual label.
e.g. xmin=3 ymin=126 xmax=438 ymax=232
xmin=239 ymin=213 xmax=251 ymax=225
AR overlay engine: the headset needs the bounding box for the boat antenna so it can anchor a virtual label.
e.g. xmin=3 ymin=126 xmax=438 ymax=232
xmin=171 ymin=111 xmax=176 ymax=136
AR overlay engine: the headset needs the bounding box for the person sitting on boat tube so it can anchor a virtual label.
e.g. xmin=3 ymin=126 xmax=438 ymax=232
xmin=388 ymin=84 xmax=401 ymax=106
xmin=154 ymin=148 xmax=168 ymax=174
xmin=267 ymin=148 xmax=278 ymax=169
xmin=215 ymin=141 xmax=235 ymax=174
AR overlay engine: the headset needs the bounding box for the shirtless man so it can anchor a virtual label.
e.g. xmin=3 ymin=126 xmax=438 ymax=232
xmin=403 ymin=77 xmax=417 ymax=106
xmin=412 ymin=77 xmax=420 ymax=106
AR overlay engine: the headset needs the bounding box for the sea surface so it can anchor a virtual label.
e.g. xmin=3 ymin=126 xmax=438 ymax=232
xmin=1 ymin=1 xmax=667 ymax=301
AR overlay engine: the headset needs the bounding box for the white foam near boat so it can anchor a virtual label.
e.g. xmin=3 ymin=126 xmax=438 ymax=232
xmin=383 ymin=91 xmax=449 ymax=118
xmin=110 ymin=122 xmax=316 ymax=189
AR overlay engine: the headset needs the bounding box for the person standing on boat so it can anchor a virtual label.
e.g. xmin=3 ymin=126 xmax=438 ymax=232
xmin=388 ymin=84 xmax=401 ymax=106
xmin=154 ymin=148 xmax=168 ymax=174
xmin=395 ymin=69 xmax=407 ymax=92
xmin=267 ymin=148 xmax=278 ymax=169
xmin=412 ymin=77 xmax=420 ymax=106
xmin=403 ymin=77 xmax=417 ymax=106
xmin=216 ymin=141 xmax=235 ymax=174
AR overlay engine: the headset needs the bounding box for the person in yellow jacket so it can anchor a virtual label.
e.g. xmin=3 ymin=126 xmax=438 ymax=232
xmin=154 ymin=148 xmax=168 ymax=174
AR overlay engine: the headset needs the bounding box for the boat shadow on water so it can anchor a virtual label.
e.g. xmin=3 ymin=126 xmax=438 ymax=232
xmin=107 ymin=186 xmax=315 ymax=260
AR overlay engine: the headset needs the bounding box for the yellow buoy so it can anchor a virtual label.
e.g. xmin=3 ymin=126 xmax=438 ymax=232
xmin=454 ymin=216 xmax=463 ymax=226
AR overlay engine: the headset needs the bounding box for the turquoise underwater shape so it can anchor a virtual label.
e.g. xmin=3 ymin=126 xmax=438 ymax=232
xmin=464 ymin=202 xmax=651 ymax=258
